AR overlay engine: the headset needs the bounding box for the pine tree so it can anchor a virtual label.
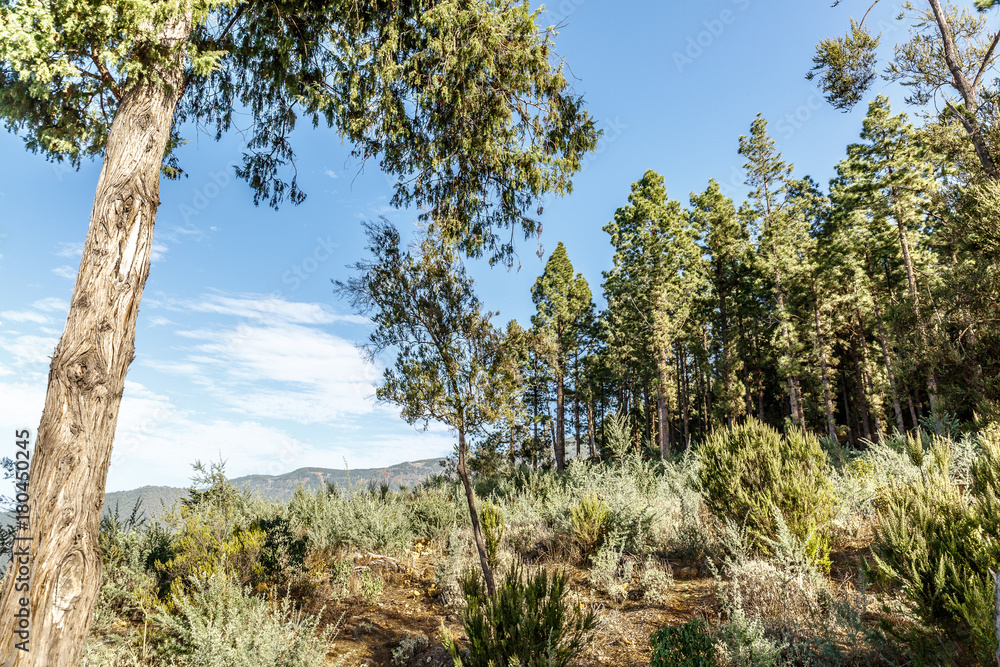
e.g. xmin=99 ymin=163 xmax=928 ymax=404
xmin=844 ymin=96 xmax=943 ymax=413
xmin=531 ymin=243 xmax=594 ymax=471
xmin=739 ymin=115 xmax=808 ymax=426
xmin=690 ymin=179 xmax=749 ymax=427
xmin=604 ymin=170 xmax=704 ymax=455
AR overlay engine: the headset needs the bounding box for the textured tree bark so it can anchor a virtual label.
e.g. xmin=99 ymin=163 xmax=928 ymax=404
xmin=992 ymin=568 xmax=1000 ymax=667
xmin=0 ymin=15 xmax=191 ymax=666
xmin=456 ymin=430 xmax=496 ymax=598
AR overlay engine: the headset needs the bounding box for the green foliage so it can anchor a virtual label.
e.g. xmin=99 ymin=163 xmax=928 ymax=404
xmin=807 ymin=19 xmax=880 ymax=112
xmin=444 ymin=565 xmax=598 ymax=667
xmin=479 ymin=500 xmax=505 ymax=570
xmin=650 ymin=620 xmax=718 ymax=667
xmin=1 ymin=0 xmax=598 ymax=253
xmin=569 ymin=493 xmax=610 ymax=559
xmin=153 ymin=573 xmax=332 ymax=666
xmin=697 ymin=418 xmax=835 ymax=568
xmin=871 ymin=425 xmax=1000 ymax=664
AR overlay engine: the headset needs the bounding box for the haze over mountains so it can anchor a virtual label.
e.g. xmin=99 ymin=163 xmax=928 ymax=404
xmin=104 ymin=458 xmax=446 ymax=519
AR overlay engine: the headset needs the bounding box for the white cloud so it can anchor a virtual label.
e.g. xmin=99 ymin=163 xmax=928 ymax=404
xmin=0 ymin=334 xmax=57 ymax=365
xmin=324 ymin=169 xmax=339 ymax=179
xmin=0 ymin=380 xmax=46 ymax=444
xmin=32 ymin=297 xmax=68 ymax=313
xmin=0 ymin=310 xmax=48 ymax=324
xmin=190 ymin=322 xmax=379 ymax=423
xmin=54 ymin=242 xmax=83 ymax=258
xmin=52 ymin=266 xmax=76 ymax=280
xmin=151 ymin=243 xmax=168 ymax=263
xmin=184 ymin=294 xmax=367 ymax=326
xmin=147 ymin=316 xmax=173 ymax=327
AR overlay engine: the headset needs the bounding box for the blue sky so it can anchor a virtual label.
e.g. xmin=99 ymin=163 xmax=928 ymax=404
xmin=0 ymin=1 xmax=930 ymax=491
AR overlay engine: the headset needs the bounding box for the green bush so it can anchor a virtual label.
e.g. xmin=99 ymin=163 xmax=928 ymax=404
xmin=153 ymin=573 xmax=332 ymax=666
xmin=479 ymin=500 xmax=505 ymax=569
xmin=444 ymin=565 xmax=598 ymax=667
xmin=697 ymin=418 xmax=835 ymax=568
xmin=871 ymin=426 xmax=1000 ymax=665
xmin=570 ymin=493 xmax=610 ymax=559
xmin=650 ymin=620 xmax=718 ymax=667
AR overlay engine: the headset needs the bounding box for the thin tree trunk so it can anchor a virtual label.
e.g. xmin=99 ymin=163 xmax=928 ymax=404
xmin=855 ymin=314 xmax=883 ymax=437
xmin=680 ymin=345 xmax=691 ymax=448
xmin=854 ymin=347 xmax=872 ymax=440
xmin=574 ymin=350 xmax=581 ymax=459
xmin=587 ymin=398 xmax=596 ymax=459
xmin=889 ymin=179 xmax=941 ymax=412
xmin=841 ymin=378 xmax=855 ymax=447
xmin=990 ymin=568 xmax=1000 ymax=667
xmin=908 ymin=393 xmax=919 ymax=431
xmin=0 ymin=13 xmax=192 ymax=665
xmin=869 ymin=269 xmax=906 ymax=434
xmin=555 ymin=374 xmax=566 ymax=471
xmin=657 ymin=386 xmax=670 ymax=458
xmin=456 ymin=429 xmax=496 ymax=597
xmin=813 ymin=299 xmax=837 ymax=440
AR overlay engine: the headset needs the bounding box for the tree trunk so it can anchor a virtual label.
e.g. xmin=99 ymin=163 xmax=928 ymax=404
xmin=890 ymin=181 xmax=940 ymax=412
xmin=657 ymin=385 xmax=670 ymax=459
xmin=555 ymin=374 xmax=565 ymax=471
xmin=456 ymin=430 xmax=496 ymax=597
xmin=841 ymin=378 xmax=855 ymax=447
xmin=813 ymin=299 xmax=837 ymax=441
xmin=908 ymin=393 xmax=919 ymax=431
xmin=679 ymin=345 xmax=690 ymax=448
xmin=867 ymin=261 xmax=906 ymax=433
xmin=854 ymin=347 xmax=872 ymax=440
xmin=990 ymin=568 xmax=1000 ymax=667
xmin=587 ymin=398 xmax=596 ymax=459
xmin=0 ymin=14 xmax=191 ymax=665
xmin=927 ymin=0 xmax=999 ymax=180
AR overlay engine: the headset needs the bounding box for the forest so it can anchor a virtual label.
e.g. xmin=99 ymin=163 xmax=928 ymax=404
xmin=2 ymin=0 xmax=1000 ymax=665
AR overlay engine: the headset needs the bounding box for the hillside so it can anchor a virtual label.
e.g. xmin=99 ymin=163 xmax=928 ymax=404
xmin=104 ymin=458 xmax=446 ymax=519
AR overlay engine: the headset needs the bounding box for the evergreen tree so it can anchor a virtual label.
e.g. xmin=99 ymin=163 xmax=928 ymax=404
xmin=531 ymin=243 xmax=594 ymax=471
xmin=604 ymin=170 xmax=704 ymax=455
xmin=844 ymin=96 xmax=943 ymax=412
xmin=739 ymin=115 xmax=808 ymax=426
xmin=690 ymin=179 xmax=749 ymax=427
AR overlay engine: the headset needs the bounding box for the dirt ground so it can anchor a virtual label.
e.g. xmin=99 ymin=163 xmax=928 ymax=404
xmin=313 ymin=549 xmax=721 ymax=667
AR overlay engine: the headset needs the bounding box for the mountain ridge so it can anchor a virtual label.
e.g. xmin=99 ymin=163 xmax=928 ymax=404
xmin=104 ymin=458 xmax=447 ymax=519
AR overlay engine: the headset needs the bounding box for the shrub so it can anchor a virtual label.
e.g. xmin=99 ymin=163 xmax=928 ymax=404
xmin=871 ymin=425 xmax=1000 ymax=664
xmin=697 ymin=418 xmax=835 ymax=567
xmin=640 ymin=557 xmax=673 ymax=606
xmin=153 ymin=573 xmax=333 ymax=666
xmin=650 ymin=619 xmax=718 ymax=667
xmin=570 ymin=493 xmax=610 ymax=559
xmin=444 ymin=565 xmax=598 ymax=667
xmin=479 ymin=500 xmax=505 ymax=570
xmin=587 ymin=539 xmax=629 ymax=602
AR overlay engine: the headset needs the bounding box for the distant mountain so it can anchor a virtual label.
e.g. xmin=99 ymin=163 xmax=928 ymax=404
xmin=104 ymin=458 xmax=447 ymax=520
